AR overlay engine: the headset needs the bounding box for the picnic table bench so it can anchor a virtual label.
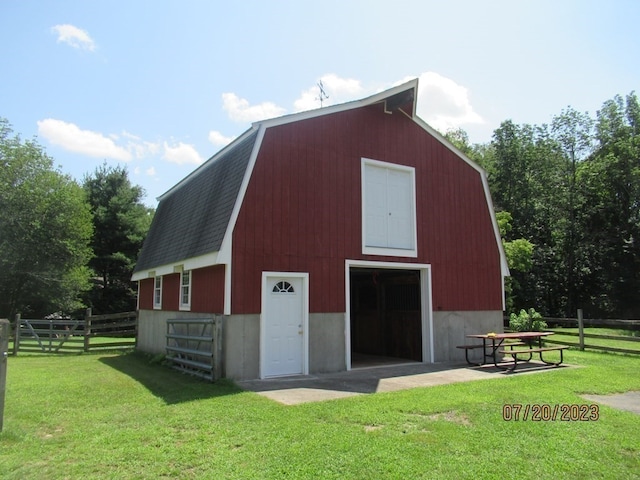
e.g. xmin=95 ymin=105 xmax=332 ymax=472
xmin=459 ymin=332 xmax=568 ymax=372
xmin=498 ymin=345 xmax=569 ymax=371
xmin=456 ymin=341 xmax=525 ymax=365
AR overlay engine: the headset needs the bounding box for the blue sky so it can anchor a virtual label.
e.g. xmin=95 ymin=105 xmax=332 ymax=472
xmin=1 ymin=0 xmax=638 ymax=206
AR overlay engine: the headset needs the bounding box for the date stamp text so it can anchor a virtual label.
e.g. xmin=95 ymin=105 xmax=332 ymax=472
xmin=502 ymin=403 xmax=599 ymax=421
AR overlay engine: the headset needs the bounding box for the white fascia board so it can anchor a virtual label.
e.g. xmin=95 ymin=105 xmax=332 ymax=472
xmin=215 ymin=124 xmax=267 ymax=315
xmin=410 ymin=113 xmax=485 ymax=175
xmin=253 ymin=78 xmax=419 ymax=131
xmin=408 ymin=111 xmax=510 ymax=282
xmin=217 ymin=124 xmax=267 ymax=264
xmin=131 ymin=250 xmax=220 ymax=281
xmin=156 ymin=128 xmax=258 ymax=202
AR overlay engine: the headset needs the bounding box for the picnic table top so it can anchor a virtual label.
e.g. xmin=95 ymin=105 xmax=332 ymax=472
xmin=466 ymin=331 xmax=554 ymax=340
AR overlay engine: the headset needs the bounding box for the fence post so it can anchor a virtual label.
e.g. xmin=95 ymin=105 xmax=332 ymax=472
xmin=84 ymin=308 xmax=92 ymax=352
xmin=1 ymin=318 xmax=9 ymax=432
xmin=48 ymin=319 xmax=53 ymax=352
xmin=212 ymin=316 xmax=223 ymax=380
xmin=12 ymin=314 xmax=21 ymax=356
xmin=577 ymin=309 xmax=585 ymax=351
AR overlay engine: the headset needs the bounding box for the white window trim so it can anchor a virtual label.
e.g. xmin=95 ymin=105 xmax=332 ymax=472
xmin=153 ymin=276 xmax=162 ymax=310
xmin=179 ymin=270 xmax=191 ymax=311
xmin=361 ymin=158 xmax=418 ymax=258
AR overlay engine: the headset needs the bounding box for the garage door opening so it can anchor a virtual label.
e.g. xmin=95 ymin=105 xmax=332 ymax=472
xmin=349 ymin=267 xmax=422 ymax=368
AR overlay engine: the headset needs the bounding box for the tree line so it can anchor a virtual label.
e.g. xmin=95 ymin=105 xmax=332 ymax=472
xmin=447 ymin=91 xmax=639 ymax=319
xmin=0 ymin=118 xmax=153 ymax=320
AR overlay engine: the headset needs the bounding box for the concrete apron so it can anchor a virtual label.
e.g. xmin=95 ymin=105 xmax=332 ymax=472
xmin=238 ymin=361 xmax=573 ymax=405
xmin=581 ymin=392 xmax=640 ymax=415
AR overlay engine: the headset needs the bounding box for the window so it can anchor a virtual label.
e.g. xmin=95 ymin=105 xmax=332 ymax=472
xmin=362 ymin=158 xmax=417 ymax=257
xmin=180 ymin=270 xmax=191 ymax=310
xmin=272 ymin=281 xmax=295 ymax=293
xmin=153 ymin=276 xmax=162 ymax=309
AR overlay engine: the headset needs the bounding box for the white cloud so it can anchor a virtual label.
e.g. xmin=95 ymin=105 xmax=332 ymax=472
xmin=51 ymin=24 xmax=96 ymax=51
xmin=37 ymin=118 xmax=131 ymax=161
xmin=145 ymin=167 xmax=156 ymax=176
xmin=208 ymin=130 xmax=235 ymax=147
xmin=162 ymin=142 xmax=203 ymax=165
xmin=413 ymin=72 xmax=484 ymax=133
xmin=294 ymin=74 xmax=364 ymax=112
xmin=222 ymin=93 xmax=286 ymax=123
xmin=127 ymin=140 xmax=161 ymax=159
xmin=121 ymin=131 xmax=141 ymax=141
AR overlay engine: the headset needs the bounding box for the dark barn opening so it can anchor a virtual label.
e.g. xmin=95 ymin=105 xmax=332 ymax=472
xmin=349 ymin=268 xmax=422 ymax=367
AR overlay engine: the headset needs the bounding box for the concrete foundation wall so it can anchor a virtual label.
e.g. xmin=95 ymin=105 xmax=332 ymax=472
xmin=138 ymin=309 xmax=502 ymax=379
xmin=137 ymin=310 xmax=215 ymax=354
xmin=432 ymin=310 xmax=503 ymax=363
xmin=138 ymin=310 xmax=346 ymax=380
xmin=223 ymin=314 xmax=260 ymax=380
xmin=223 ymin=312 xmax=346 ymax=380
xmin=309 ymin=313 xmax=346 ymax=374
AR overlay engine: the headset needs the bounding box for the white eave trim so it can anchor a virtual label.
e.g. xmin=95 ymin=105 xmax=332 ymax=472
xmin=156 ymin=127 xmax=259 ymax=202
xmin=253 ymin=78 xmax=419 ymax=131
xmin=131 ymin=250 xmax=220 ymax=281
xmin=217 ymin=124 xmax=266 ymax=264
xmin=408 ymin=112 xmax=510 ymax=282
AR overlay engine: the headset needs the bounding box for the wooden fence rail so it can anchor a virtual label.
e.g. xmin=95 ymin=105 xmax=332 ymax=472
xmin=506 ymin=309 xmax=640 ymax=355
xmin=10 ymin=309 xmax=137 ymax=355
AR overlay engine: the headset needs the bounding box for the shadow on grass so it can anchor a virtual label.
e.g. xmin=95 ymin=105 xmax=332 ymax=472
xmin=99 ymin=351 xmax=243 ymax=405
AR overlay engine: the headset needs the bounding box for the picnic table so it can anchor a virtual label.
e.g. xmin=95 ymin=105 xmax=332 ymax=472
xmin=458 ymin=331 xmax=568 ymax=371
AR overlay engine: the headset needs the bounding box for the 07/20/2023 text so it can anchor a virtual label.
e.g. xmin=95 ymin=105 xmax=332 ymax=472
xmin=502 ymin=404 xmax=599 ymax=421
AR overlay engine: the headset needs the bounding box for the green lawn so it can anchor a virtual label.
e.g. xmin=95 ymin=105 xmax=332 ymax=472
xmin=1 ymin=350 xmax=639 ymax=479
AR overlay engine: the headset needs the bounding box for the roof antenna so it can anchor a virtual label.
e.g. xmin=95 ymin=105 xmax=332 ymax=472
xmin=316 ymin=80 xmax=329 ymax=108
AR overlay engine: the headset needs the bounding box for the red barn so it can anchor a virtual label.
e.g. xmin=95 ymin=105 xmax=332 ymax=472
xmin=132 ymin=79 xmax=508 ymax=380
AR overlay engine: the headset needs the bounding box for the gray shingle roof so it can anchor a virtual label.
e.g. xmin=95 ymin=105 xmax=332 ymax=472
xmin=133 ymin=129 xmax=258 ymax=273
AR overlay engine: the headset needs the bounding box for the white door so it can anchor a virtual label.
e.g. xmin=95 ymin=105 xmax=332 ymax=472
xmin=363 ymin=162 xmax=415 ymax=250
xmin=262 ymin=275 xmax=307 ymax=378
xmin=386 ymin=168 xmax=414 ymax=249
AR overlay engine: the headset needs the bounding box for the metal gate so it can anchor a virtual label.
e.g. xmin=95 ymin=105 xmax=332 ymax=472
xmin=166 ymin=316 xmax=223 ymax=381
xmin=11 ymin=311 xmax=137 ymax=355
xmin=14 ymin=318 xmax=85 ymax=354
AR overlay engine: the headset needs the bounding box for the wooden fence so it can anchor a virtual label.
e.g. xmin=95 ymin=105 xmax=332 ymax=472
xmin=1 ymin=319 xmax=8 ymax=432
xmin=506 ymin=309 xmax=640 ymax=355
xmin=11 ymin=309 xmax=137 ymax=355
xmin=166 ymin=316 xmax=223 ymax=381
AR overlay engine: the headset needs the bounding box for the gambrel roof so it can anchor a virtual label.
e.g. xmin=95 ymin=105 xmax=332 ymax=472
xmin=132 ymin=78 xmax=509 ymax=281
xmin=133 ymin=130 xmax=258 ymax=275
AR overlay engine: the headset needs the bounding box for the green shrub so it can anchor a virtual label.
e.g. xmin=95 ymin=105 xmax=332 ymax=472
xmin=509 ymin=308 xmax=547 ymax=332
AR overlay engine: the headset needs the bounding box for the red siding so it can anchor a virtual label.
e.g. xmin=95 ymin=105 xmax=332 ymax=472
xmin=138 ymin=278 xmax=154 ymax=310
xmin=162 ymin=273 xmax=180 ymax=311
xmin=191 ymin=265 xmax=225 ymax=313
xmin=232 ymin=103 xmax=503 ymax=314
xmin=141 ymin=267 xmax=225 ymax=313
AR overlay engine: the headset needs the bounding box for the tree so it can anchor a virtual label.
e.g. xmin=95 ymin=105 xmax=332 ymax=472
xmin=551 ymin=107 xmax=593 ymax=316
xmin=576 ymin=93 xmax=640 ymax=317
xmin=487 ymin=120 xmax=571 ymax=315
xmin=443 ymin=127 xmax=493 ymax=170
xmin=0 ymin=119 xmax=93 ymax=319
xmin=83 ymin=164 xmax=153 ymax=314
xmin=496 ymin=211 xmax=534 ymax=314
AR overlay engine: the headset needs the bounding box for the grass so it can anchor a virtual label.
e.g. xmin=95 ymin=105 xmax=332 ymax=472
xmin=1 ymin=350 xmax=640 ymax=479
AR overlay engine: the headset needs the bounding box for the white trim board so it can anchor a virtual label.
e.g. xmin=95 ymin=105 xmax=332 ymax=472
xmin=344 ymin=259 xmax=434 ymax=370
